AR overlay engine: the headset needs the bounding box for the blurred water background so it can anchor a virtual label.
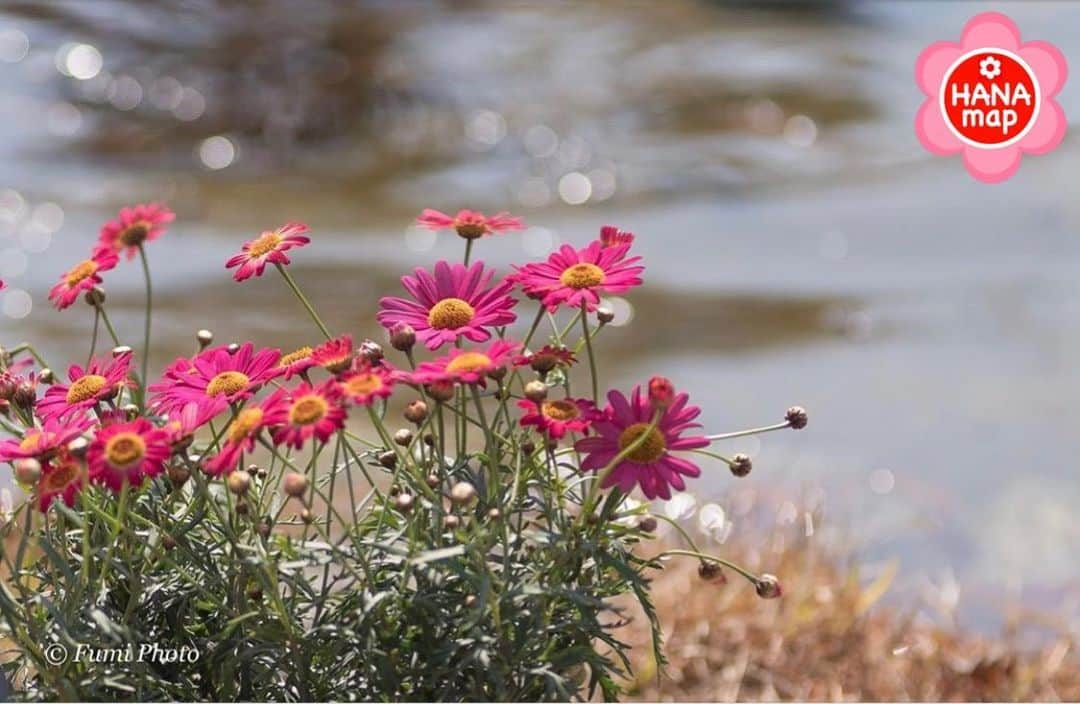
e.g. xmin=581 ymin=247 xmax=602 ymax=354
xmin=0 ymin=1 xmax=1078 ymax=635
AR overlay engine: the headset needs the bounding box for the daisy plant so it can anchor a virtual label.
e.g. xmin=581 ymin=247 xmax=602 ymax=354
xmin=0 ymin=207 xmax=807 ymax=701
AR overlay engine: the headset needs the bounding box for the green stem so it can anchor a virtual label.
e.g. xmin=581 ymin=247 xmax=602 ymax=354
xmin=96 ymin=306 xmax=122 ymax=347
xmin=87 ymin=309 xmax=100 ymax=368
xmin=275 ymin=263 xmax=332 ymax=340
xmin=137 ymin=245 xmax=152 ymax=406
xmin=579 ymin=301 xmax=599 ymax=403
xmin=576 ymin=409 xmax=662 ymax=527
xmin=650 ymin=548 xmax=761 ymax=585
xmin=707 ymin=421 xmax=791 ymax=442
xmin=463 ymin=238 xmax=474 ymax=266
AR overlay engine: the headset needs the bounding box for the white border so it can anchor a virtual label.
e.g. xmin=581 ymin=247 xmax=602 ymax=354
xmin=938 ymin=47 xmax=1041 ymax=149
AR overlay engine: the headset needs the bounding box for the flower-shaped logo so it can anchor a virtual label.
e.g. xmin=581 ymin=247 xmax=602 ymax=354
xmin=916 ymin=12 xmax=1067 ymax=183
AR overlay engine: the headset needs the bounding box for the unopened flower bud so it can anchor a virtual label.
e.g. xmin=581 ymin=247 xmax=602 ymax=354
xmin=121 ymin=403 xmax=139 ymax=420
xmin=426 ymin=381 xmax=456 ymax=403
xmin=648 ymin=376 xmax=675 ymax=409
xmin=14 ymin=458 xmax=41 ymax=485
xmin=520 ymin=440 xmax=536 ymax=455
xmin=394 ymin=493 xmax=415 ymax=513
xmin=162 ymin=535 xmax=176 ymax=551
xmin=283 ymin=472 xmax=309 ymax=498
xmin=487 ymin=508 xmax=501 ymax=521
xmin=234 ymin=500 xmax=249 ymax=515
xmin=167 ymin=464 xmax=190 ymax=488
xmin=68 ymin=436 xmax=89 ymax=458
xmin=404 ymin=400 xmax=428 ymax=424
xmin=38 ymin=368 xmax=54 ymax=385
xmin=524 ymin=380 xmax=547 ymax=403
xmin=426 ymin=473 xmax=440 ymax=489
xmin=258 ymin=520 xmax=272 ymax=539
xmin=84 ymin=287 xmax=106 ymax=307
xmin=393 ymin=428 xmax=413 ymax=447
xmin=698 ymin=562 xmax=727 ymax=585
xmin=785 ymin=406 xmax=808 ymax=430
xmin=389 ymin=322 xmax=416 ymax=352
xmin=359 ymin=340 xmax=384 ymax=365
xmin=464 ymin=594 xmax=477 ymax=607
xmin=246 ymin=583 xmax=263 ymax=600
xmin=423 ymin=433 xmax=435 ymax=447
xmin=755 ymin=574 xmax=783 ymax=599
xmin=450 ymin=482 xmax=477 ymax=505
xmin=730 ymin=453 xmax=752 ymax=477
xmin=300 ymin=508 xmax=314 ymax=524
xmin=442 ymin=514 xmax=460 ymax=529
xmin=488 ymin=366 xmax=507 ymax=382
xmin=0 ymin=375 xmax=17 ymax=401
xmin=12 ymin=383 xmax=35 ymax=410
xmin=112 ymin=345 xmax=133 ymax=358
xmin=377 ymin=450 xmax=397 ymax=469
xmin=227 ymin=343 xmax=240 ymax=354
xmin=196 ymin=329 xmax=214 ymax=349
xmin=637 ymin=516 xmax=658 ymax=533
xmin=596 ymin=306 xmax=615 ymax=325
xmin=250 ymin=463 xmax=267 ymax=479
xmin=227 ymin=470 xmax=252 ymax=495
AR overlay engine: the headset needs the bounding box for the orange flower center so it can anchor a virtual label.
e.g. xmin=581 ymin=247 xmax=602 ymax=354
xmin=559 ymin=263 xmax=605 ymax=290
xmin=119 ymin=221 xmax=151 ymax=246
xmin=65 ymin=259 xmax=99 ymax=287
xmin=289 ymin=395 xmax=328 ymax=425
xmin=454 ymin=222 xmax=487 ymax=240
xmin=279 ymin=347 xmax=313 ymax=367
xmin=206 ymin=371 xmax=250 ymax=397
xmin=42 ymin=458 xmax=82 ymax=491
xmin=227 ymin=408 xmax=264 ymax=444
xmin=446 ymin=352 xmax=492 ymax=374
xmin=541 ymin=400 xmax=580 ymax=421
xmin=248 ymin=231 xmax=282 ymax=258
xmin=617 ymin=423 xmax=666 ymax=464
xmin=105 ymin=432 xmax=146 ymax=468
xmin=66 ymin=374 xmax=108 ymax=404
xmin=344 ymin=373 xmax=383 ymax=397
xmin=19 ymin=433 xmax=41 ymax=452
xmin=427 ymin=298 xmax=476 ymax=330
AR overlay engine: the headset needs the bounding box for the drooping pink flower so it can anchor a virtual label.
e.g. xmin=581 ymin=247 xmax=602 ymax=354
xmin=225 ymin=222 xmax=311 ymax=282
xmin=511 ymin=240 xmax=643 ymax=313
xmin=377 ymin=260 xmax=517 ymax=350
xmin=513 ymin=345 xmax=576 ymax=374
xmin=87 ymin=418 xmax=171 ymax=493
xmin=48 ymin=249 xmax=119 ymax=310
xmin=648 ymin=376 xmax=676 ymax=409
xmin=205 ymin=404 xmax=270 ymax=476
xmin=416 ymin=208 xmax=524 ymax=239
xmin=263 ymin=380 xmax=346 ymax=450
xmin=36 ymin=449 xmax=87 ymax=513
xmin=518 ymin=397 xmax=601 ymax=440
xmin=339 ymin=361 xmax=396 ymax=406
xmin=148 ymin=342 xmax=281 ymax=415
xmin=599 ymin=224 xmax=634 ymax=248
xmin=276 ymin=345 xmax=316 ymax=380
xmin=410 ymin=340 xmax=519 ymax=388
xmin=311 ymin=334 xmax=353 ymax=374
xmin=574 ymin=385 xmax=709 ymax=501
xmin=36 ymin=352 xmax=133 ymax=422
xmin=164 ymin=401 xmax=220 ymax=449
xmin=0 ymin=414 xmax=94 ymax=463
xmin=97 ymin=203 xmax=175 ymax=259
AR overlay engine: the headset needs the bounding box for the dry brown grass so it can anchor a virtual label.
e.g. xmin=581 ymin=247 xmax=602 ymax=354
xmin=617 ymin=525 xmax=1079 ymax=702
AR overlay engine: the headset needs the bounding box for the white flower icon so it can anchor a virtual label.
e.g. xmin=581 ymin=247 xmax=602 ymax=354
xmin=979 ymin=55 xmax=1002 ymax=80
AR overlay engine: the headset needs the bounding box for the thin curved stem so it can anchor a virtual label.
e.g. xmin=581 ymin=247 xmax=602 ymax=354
xmin=579 ymin=301 xmax=598 ymax=403
xmin=138 ymin=245 xmax=152 ymax=406
xmin=274 ymin=263 xmax=332 ymax=340
xmin=707 ymin=421 xmax=791 ymax=442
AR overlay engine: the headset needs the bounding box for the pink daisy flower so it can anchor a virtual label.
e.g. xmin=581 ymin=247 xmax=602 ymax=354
xmin=36 ymin=352 xmax=133 ymax=422
xmin=264 ymin=380 xmax=346 ymax=450
xmin=36 ymin=449 xmax=87 ymax=513
xmin=225 ymin=222 xmax=310 ymax=282
xmin=518 ymin=397 xmax=601 ymax=440
xmin=164 ymin=401 xmax=220 ymax=449
xmin=377 ymin=260 xmax=517 ymax=350
xmin=276 ymin=345 xmax=316 ymax=380
xmin=574 ymin=385 xmax=709 ymax=501
xmin=97 ymin=203 xmax=175 ymax=259
xmin=311 ymin=334 xmax=353 ymax=374
xmin=339 ymin=361 xmax=396 ymax=406
xmin=48 ymin=249 xmax=119 ymax=310
xmin=512 ymin=240 xmax=643 ymax=313
xmin=0 ymin=414 xmax=94 ymax=463
xmin=148 ymin=342 xmax=281 ymax=415
xmin=205 ymin=403 xmax=271 ymax=476
xmin=87 ymin=418 xmax=171 ymax=493
xmin=410 ymin=340 xmax=519 ymax=388
xmin=416 ymin=208 xmax=524 ymax=240
xmin=599 ymin=224 xmax=634 ymax=248
xmin=514 ymin=345 xmax=577 ymax=375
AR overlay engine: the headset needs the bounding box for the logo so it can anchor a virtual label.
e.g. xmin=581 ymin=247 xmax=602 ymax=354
xmin=915 ymin=13 xmax=1067 ymax=183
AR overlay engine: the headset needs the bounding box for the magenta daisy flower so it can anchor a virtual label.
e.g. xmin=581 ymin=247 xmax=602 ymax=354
xmin=514 ymin=345 xmax=577 ymax=375
xmin=311 ymin=334 xmax=353 ymax=374
xmin=205 ymin=403 xmax=270 ymax=476
xmin=36 ymin=352 xmax=133 ymax=422
xmin=0 ymin=414 xmax=94 ymax=463
xmin=377 ymin=260 xmax=517 ymax=350
xmin=410 ymin=340 xmax=519 ymax=388
xmin=36 ymin=449 xmax=87 ymax=513
xmin=97 ymin=203 xmax=175 ymax=259
xmin=164 ymin=401 xmax=220 ymax=449
xmin=87 ymin=418 xmax=171 ymax=493
xmin=511 ymin=240 xmax=643 ymax=313
xmin=276 ymin=345 xmax=316 ymax=380
xmin=148 ymin=342 xmax=281 ymax=415
xmin=518 ymin=397 xmax=600 ymax=440
xmin=225 ymin=222 xmax=310 ymax=282
xmin=574 ymin=385 xmax=709 ymax=500
xmin=599 ymin=224 xmax=634 ymax=248
xmin=263 ymin=380 xmax=346 ymax=450
xmin=48 ymin=249 xmax=119 ymax=310
xmin=416 ymin=208 xmax=524 ymax=240
xmin=339 ymin=362 xmax=396 ymax=407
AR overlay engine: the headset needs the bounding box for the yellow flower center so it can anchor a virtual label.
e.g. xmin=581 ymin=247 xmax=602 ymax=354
xmin=279 ymin=347 xmax=313 ymax=367
xmin=289 ymin=395 xmax=328 ymax=425
xmin=105 ymin=432 xmax=146 ymax=468
xmin=227 ymin=408 xmax=264 ymax=444
xmin=43 ymin=459 xmax=81 ymax=491
xmin=66 ymin=374 xmax=108 ymax=404
xmin=445 ymin=352 xmax=492 ymax=374
xmin=248 ymin=231 xmax=282 ymax=258
xmin=19 ymin=433 xmax=41 ymax=452
xmin=427 ymin=298 xmax=476 ymax=330
xmin=65 ymin=260 xmax=99 ymax=287
xmin=617 ymin=423 xmax=666 ymax=464
xmin=119 ymin=221 xmax=151 ymax=246
xmin=559 ymin=263 xmax=605 ymax=290
xmin=344 ymin=373 xmax=383 ymax=396
xmin=541 ymin=400 xmax=580 ymax=421
xmin=454 ymin=222 xmax=487 ymax=240
xmin=206 ymin=371 xmax=250 ymax=397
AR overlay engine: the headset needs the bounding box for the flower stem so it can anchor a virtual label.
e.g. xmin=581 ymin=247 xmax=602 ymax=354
xmin=579 ymin=301 xmax=599 ymax=403
xmin=137 ymin=245 xmax=152 ymax=407
xmin=275 ymin=263 xmax=332 ymax=340
xmin=707 ymin=421 xmax=791 ymax=442
xmin=87 ymin=308 xmax=100 ymax=368
xmin=463 ymin=238 xmax=474 ymax=266
xmin=577 ymin=409 xmax=661 ymax=527
xmin=650 ymin=548 xmax=761 ymax=585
